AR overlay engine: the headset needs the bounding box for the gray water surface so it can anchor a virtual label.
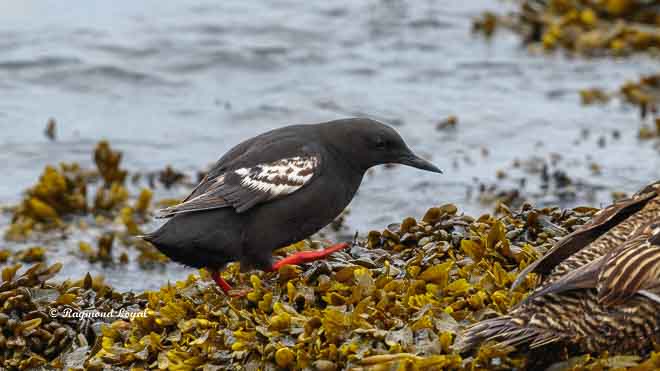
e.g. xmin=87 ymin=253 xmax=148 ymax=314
xmin=1 ymin=0 xmax=658 ymax=291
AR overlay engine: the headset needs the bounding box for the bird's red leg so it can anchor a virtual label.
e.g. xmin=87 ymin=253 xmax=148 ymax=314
xmin=211 ymin=270 xmax=233 ymax=293
xmin=268 ymin=242 xmax=349 ymax=272
xmin=211 ymin=243 xmax=349 ymax=296
xmin=211 ymin=270 xmax=253 ymax=298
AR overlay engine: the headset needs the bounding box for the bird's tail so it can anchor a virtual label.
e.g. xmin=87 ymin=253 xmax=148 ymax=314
xmin=134 ymin=234 xmax=153 ymax=243
xmin=454 ymin=315 xmax=560 ymax=353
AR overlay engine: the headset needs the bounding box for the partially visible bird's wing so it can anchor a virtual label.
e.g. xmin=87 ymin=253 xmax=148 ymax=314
xmin=521 ymin=222 xmax=660 ymax=305
xmin=510 ymin=184 xmax=659 ymax=291
xmin=522 ymin=255 xmax=604 ymax=302
xmin=157 ymin=156 xmax=320 ymax=217
xmin=596 ymin=222 xmax=660 ymax=306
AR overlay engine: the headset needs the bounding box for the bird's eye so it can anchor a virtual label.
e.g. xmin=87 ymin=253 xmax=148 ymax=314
xmin=375 ymin=138 xmax=386 ymax=149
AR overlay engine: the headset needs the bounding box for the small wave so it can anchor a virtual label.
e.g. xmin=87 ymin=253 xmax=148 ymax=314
xmin=0 ymin=56 xmax=82 ymax=71
xmin=72 ymin=28 xmax=107 ymax=38
xmin=181 ymin=23 xmax=229 ymax=36
xmin=458 ymin=61 xmax=521 ymax=73
xmin=319 ymin=7 xmax=348 ymax=17
xmin=343 ymin=67 xmax=378 ymax=76
xmin=170 ymin=109 xmax=202 ymax=117
xmin=82 ymin=65 xmax=158 ymax=82
xmin=257 ymin=104 xmax=294 ymax=114
xmin=91 ymin=44 xmax=161 ymax=59
xmin=251 ymin=45 xmax=288 ymax=56
xmin=408 ymin=18 xmax=453 ymax=29
xmin=403 ymin=68 xmax=450 ymax=82
xmin=30 ymin=64 xmax=183 ymax=91
xmin=164 ymin=49 xmax=282 ymax=73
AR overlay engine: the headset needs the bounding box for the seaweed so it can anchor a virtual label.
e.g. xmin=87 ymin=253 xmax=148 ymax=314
xmin=473 ymin=0 xmax=660 ymax=57
xmin=85 ymin=204 xmax=594 ymax=370
xmin=0 ymin=263 xmax=146 ymax=370
xmin=2 ymin=202 xmax=660 ymax=369
xmin=5 ymin=141 xmax=136 ymax=241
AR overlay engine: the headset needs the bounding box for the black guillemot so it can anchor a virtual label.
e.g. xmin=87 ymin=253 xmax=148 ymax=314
xmin=143 ymin=117 xmax=442 ymax=295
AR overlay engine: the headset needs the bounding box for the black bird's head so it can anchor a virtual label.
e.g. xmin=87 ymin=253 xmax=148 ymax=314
xmin=321 ymin=117 xmax=443 ymax=174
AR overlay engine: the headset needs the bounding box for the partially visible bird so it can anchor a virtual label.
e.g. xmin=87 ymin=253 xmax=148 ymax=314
xmin=457 ymin=181 xmax=660 ymax=354
xmin=142 ymin=118 xmax=443 ymax=295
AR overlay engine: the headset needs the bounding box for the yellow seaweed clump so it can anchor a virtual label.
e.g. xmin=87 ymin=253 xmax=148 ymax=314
xmin=93 ymin=182 xmax=129 ymax=213
xmin=94 ymin=140 xmax=127 ymax=186
xmin=472 ymin=11 xmax=498 ymax=38
xmin=578 ymin=74 xmax=659 ymax=140
xmin=621 ymin=74 xmax=659 ymax=120
xmin=14 ymin=246 xmax=46 ymax=263
xmin=134 ymin=188 xmax=153 ymax=214
xmin=4 ymin=140 xmax=139 ymax=241
xmin=117 ymin=188 xmax=154 ymax=236
xmin=5 ymin=141 xmax=153 ymax=241
xmin=580 ymin=88 xmax=611 ymax=105
xmin=92 ymin=140 xmax=132 ymax=215
xmin=638 ymin=119 xmax=660 ymax=140
xmin=474 ymin=0 xmax=660 ymax=56
xmin=5 ymin=164 xmax=87 ymax=241
xmin=78 ymin=233 xmax=115 ymax=264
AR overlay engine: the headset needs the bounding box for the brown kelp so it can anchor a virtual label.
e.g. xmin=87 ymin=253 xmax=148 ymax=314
xmin=582 ymin=74 xmax=659 ymax=118
xmin=473 ymin=0 xmax=660 ymax=57
xmin=472 ymin=1 xmax=659 ymax=141
xmin=581 ymin=74 xmax=659 ymax=139
xmin=0 ymin=263 xmax=146 ymax=370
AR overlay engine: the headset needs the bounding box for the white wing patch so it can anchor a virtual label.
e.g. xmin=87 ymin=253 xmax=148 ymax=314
xmin=155 ymin=156 xmax=319 ymax=217
xmin=233 ymin=156 xmax=318 ymax=199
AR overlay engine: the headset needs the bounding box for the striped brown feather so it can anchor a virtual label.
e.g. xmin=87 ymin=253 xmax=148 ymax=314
xmin=524 ymin=222 xmax=660 ymax=304
xmin=598 ymin=222 xmax=660 ymax=306
xmin=460 ymin=182 xmax=660 ymax=355
xmin=510 ymin=184 xmax=658 ymax=291
xmin=521 ymin=255 xmax=602 ymax=302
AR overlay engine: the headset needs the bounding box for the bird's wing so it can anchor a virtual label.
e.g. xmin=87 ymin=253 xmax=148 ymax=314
xmin=521 ymin=255 xmax=604 ymax=302
xmin=596 ymin=222 xmax=660 ymax=306
xmin=521 ymin=222 xmax=660 ymax=305
xmin=510 ymin=184 xmax=658 ymax=291
xmin=157 ymin=155 xmax=320 ymax=217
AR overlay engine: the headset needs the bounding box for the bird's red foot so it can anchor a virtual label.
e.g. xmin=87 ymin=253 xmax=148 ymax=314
xmin=211 ymin=242 xmax=349 ymax=295
xmin=269 ymin=242 xmax=349 ymax=271
xmin=210 ymin=271 xmax=253 ymax=297
xmin=211 ymin=271 xmax=233 ymax=293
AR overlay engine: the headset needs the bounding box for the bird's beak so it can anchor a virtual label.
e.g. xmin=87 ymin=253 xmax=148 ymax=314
xmin=398 ymin=152 xmax=443 ymax=173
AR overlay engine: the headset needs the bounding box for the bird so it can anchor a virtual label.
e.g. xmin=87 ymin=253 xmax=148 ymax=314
xmin=142 ymin=117 xmax=443 ymax=295
xmin=457 ymin=181 xmax=660 ymax=355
